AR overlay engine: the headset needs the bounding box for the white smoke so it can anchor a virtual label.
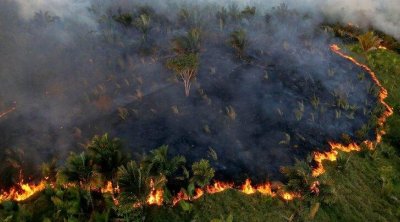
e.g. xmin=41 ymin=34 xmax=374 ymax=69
xmin=14 ymin=0 xmax=400 ymax=39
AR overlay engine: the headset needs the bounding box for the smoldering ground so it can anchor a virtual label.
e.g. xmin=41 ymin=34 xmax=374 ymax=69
xmin=0 ymin=0 xmax=386 ymax=184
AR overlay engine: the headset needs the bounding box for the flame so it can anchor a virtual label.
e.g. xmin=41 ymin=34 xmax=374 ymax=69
xmin=0 ymin=180 xmax=46 ymax=202
xmin=281 ymin=192 xmax=299 ymax=201
xmin=147 ymin=189 xmax=163 ymax=205
xmin=206 ymin=181 xmax=233 ymax=194
xmin=312 ymin=44 xmax=394 ymax=177
xmin=0 ymin=45 xmax=392 ymax=207
xmin=146 ymin=179 xmax=163 ymax=205
xmin=241 ymin=179 xmax=256 ymax=194
xmin=101 ymin=181 xmax=114 ymax=193
xmin=101 ymin=181 xmax=120 ymax=205
xmin=193 ymin=188 xmax=204 ymax=199
xmin=256 ymin=183 xmax=274 ymax=196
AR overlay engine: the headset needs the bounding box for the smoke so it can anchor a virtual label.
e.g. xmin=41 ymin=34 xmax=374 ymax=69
xmin=13 ymin=0 xmax=400 ymax=39
xmin=0 ymin=0 xmax=386 ymax=182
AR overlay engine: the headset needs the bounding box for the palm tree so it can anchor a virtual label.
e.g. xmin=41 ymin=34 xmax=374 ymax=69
xmin=117 ymin=161 xmax=166 ymax=206
xmin=86 ymin=134 xmax=127 ymax=184
xmin=172 ymin=28 xmax=201 ymax=55
xmin=58 ymin=152 xmax=102 ymax=210
xmin=167 ymin=53 xmax=199 ymax=96
xmin=135 ymin=14 xmax=151 ymax=40
xmin=229 ymin=29 xmax=248 ymax=59
xmin=190 ymin=159 xmax=215 ymax=188
xmin=357 ymin=32 xmax=382 ymax=52
xmin=144 ymin=145 xmax=186 ymax=178
xmin=58 ymin=152 xmax=101 ymax=188
xmin=281 ymin=160 xmax=313 ymax=194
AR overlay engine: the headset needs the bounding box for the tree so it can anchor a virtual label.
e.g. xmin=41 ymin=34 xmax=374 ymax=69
xmin=190 ymin=159 xmax=215 ymax=188
xmin=144 ymin=145 xmax=186 ymax=178
xmin=117 ymin=161 xmax=166 ymax=208
xmin=229 ymin=29 xmax=248 ymax=59
xmin=58 ymin=152 xmax=102 ymax=211
xmin=86 ymin=134 xmax=127 ymax=184
xmin=172 ymin=28 xmax=201 ymax=54
xmin=58 ymin=152 xmax=101 ymax=189
xmin=357 ymin=32 xmax=382 ymax=52
xmin=167 ymin=53 xmax=199 ymax=96
xmin=135 ymin=14 xmax=151 ymax=40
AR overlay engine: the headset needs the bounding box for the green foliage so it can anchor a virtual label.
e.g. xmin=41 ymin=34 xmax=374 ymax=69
xmin=210 ymin=213 xmax=233 ymax=222
xmin=58 ymin=152 xmax=102 ymax=189
xmin=172 ymin=29 xmax=202 ymax=55
xmin=144 ymin=145 xmax=186 ymax=178
xmin=229 ymin=29 xmax=248 ymax=59
xmin=117 ymin=160 xmax=166 ymax=205
xmin=167 ymin=53 xmax=199 ymax=96
xmin=167 ymin=53 xmax=199 ymax=73
xmin=86 ymin=133 xmax=127 ymax=182
xmin=190 ymin=159 xmax=215 ymax=188
xmin=281 ymin=161 xmax=314 ymax=194
xmin=41 ymin=158 xmax=58 ymax=181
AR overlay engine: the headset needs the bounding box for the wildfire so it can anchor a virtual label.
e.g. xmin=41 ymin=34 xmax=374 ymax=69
xmin=101 ymin=181 xmax=120 ymax=205
xmin=147 ymin=189 xmax=164 ymax=206
xmin=281 ymin=192 xmax=299 ymax=201
xmin=0 ymin=180 xmax=46 ymax=202
xmin=206 ymin=181 xmax=233 ymax=194
xmin=312 ymin=44 xmax=394 ymax=177
xmin=146 ymin=179 xmax=164 ymax=205
xmin=0 ymin=45 xmax=392 ymax=208
xmin=241 ymin=179 xmax=256 ymax=194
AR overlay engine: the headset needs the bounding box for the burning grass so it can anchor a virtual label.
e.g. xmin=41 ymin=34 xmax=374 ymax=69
xmin=0 ymin=2 xmax=399 ymax=221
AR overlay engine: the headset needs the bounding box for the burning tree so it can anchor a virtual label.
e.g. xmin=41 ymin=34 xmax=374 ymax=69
xmin=167 ymin=53 xmax=199 ymax=96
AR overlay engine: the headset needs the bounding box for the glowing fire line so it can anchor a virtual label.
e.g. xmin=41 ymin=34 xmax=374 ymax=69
xmin=0 ymin=45 xmax=393 ymax=207
xmin=312 ymin=44 xmax=394 ymax=177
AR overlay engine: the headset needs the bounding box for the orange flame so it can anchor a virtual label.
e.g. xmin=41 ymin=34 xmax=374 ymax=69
xmin=312 ymin=44 xmax=394 ymax=177
xmin=101 ymin=181 xmax=120 ymax=205
xmin=241 ymin=179 xmax=256 ymax=194
xmin=172 ymin=190 xmax=189 ymax=205
xmin=256 ymin=183 xmax=274 ymax=196
xmin=147 ymin=189 xmax=163 ymax=205
xmin=0 ymin=180 xmax=46 ymax=202
xmin=206 ymin=181 xmax=233 ymax=194
xmin=193 ymin=188 xmax=204 ymax=199
xmin=281 ymin=192 xmax=299 ymax=201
